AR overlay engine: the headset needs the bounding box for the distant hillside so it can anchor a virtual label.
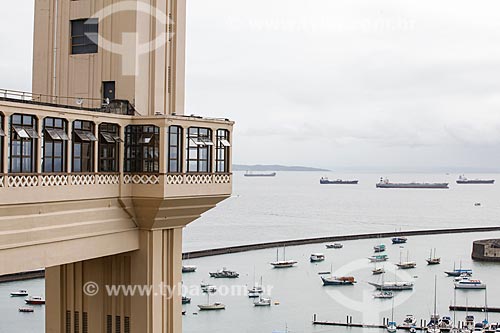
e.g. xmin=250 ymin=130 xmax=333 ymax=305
xmin=233 ymin=164 xmax=329 ymax=172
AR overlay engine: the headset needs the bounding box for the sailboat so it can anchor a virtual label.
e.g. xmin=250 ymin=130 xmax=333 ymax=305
xmin=396 ymin=249 xmax=417 ymax=269
xmin=253 ymin=295 xmax=272 ymax=307
xmin=270 ymin=246 xmax=297 ymax=268
xmin=427 ymin=276 xmax=441 ymax=333
xmin=248 ymin=275 xmax=264 ymax=298
xmin=321 ymin=263 xmax=356 ymax=286
xmin=427 ymin=248 xmax=441 ymax=265
xmin=387 ymin=297 xmax=397 ymax=332
xmin=374 ymin=275 xmax=394 ymax=299
xmin=372 ymin=261 xmax=385 ymax=275
xmin=197 ymin=292 xmax=226 ymax=311
xmin=445 ymin=262 xmax=472 ymax=277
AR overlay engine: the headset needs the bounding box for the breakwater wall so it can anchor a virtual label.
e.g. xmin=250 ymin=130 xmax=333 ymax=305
xmin=182 ymin=226 xmax=500 ymax=259
xmin=0 ymin=269 xmax=45 ymax=283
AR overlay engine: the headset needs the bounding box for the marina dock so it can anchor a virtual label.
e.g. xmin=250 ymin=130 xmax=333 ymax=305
xmin=312 ymin=314 xmax=430 ymax=330
xmin=449 ymin=305 xmax=500 ymax=313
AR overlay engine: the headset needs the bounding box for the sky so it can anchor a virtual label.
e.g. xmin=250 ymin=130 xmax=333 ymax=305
xmin=2 ymin=0 xmax=500 ymax=171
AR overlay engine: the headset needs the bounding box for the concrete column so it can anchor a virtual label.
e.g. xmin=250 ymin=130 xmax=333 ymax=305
xmin=159 ymin=126 xmax=166 ymax=173
xmin=36 ymin=116 xmax=43 ymax=173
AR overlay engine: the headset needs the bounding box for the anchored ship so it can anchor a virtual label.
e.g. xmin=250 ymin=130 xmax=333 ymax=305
xmin=376 ymin=178 xmax=449 ymax=189
xmin=456 ymin=175 xmax=495 ymax=184
xmin=320 ymin=177 xmax=358 ymax=185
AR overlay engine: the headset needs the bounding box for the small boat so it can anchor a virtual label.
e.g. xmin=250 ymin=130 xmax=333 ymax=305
xmin=25 ymin=296 xmax=45 ymax=305
xmin=321 ymin=276 xmax=356 ymax=286
xmin=198 ymin=293 xmax=225 ymax=311
xmin=326 ymin=243 xmax=343 ymax=249
xmin=401 ymin=315 xmax=417 ymax=328
xmin=387 ymin=321 xmax=397 ymax=333
xmin=368 ymin=254 xmax=389 ymax=262
xmin=200 ymin=283 xmax=217 ymax=293
xmin=248 ymin=276 xmax=264 ymax=297
xmin=182 ymin=296 xmax=191 ymax=304
xmin=368 ymin=281 xmax=414 ymax=291
xmin=374 ymin=244 xmax=386 ymax=253
xmin=270 ymin=246 xmax=297 ymax=268
xmin=198 ymin=302 xmax=226 ymax=311
xmin=439 ymin=316 xmax=453 ymax=332
xmin=10 ymin=289 xmax=29 ymax=297
xmin=475 ymin=203 xmax=482 ymax=207
xmin=18 ymin=307 xmax=34 ymax=313
xmin=182 ymin=265 xmax=197 ymax=273
xmin=454 ymin=277 xmax=486 ymax=289
xmin=320 ymin=177 xmax=359 ymax=185
xmin=310 ymin=253 xmax=325 ymax=262
xmin=254 ymin=297 xmax=272 ymax=307
xmin=428 ymin=277 xmax=441 ymax=333
xmin=373 ymin=291 xmax=394 ymax=299
xmin=445 ymin=263 xmax=472 ymax=277
xmin=427 ymin=249 xmax=441 ymax=265
xmin=209 ymin=268 xmax=239 ymax=278
xmin=392 ymin=237 xmax=408 ymax=244
xmin=396 ymin=250 xmax=417 ymax=269
xmin=248 ymin=290 xmax=260 ymax=298
xmin=372 ymin=267 xmax=385 ymax=275
xmin=387 ymin=298 xmax=397 ymax=332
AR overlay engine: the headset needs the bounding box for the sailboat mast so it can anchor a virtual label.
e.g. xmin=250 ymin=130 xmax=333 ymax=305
xmin=433 ymin=275 xmax=438 ymax=316
xmin=453 ymin=286 xmax=457 ymax=328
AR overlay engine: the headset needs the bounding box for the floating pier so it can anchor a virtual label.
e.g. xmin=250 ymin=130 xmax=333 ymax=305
xmin=449 ymin=305 xmax=500 ymax=313
xmin=312 ymin=314 xmax=431 ymax=331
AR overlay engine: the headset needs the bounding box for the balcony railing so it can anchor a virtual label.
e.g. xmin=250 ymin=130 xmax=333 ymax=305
xmin=0 ymin=172 xmax=232 ymax=188
xmin=0 ymin=88 xmax=136 ymax=115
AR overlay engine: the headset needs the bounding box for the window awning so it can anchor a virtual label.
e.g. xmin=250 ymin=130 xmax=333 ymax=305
xmin=75 ymin=130 xmax=98 ymax=142
xmin=46 ymin=128 xmax=62 ymax=140
xmin=190 ymin=137 xmax=214 ymax=146
xmin=13 ymin=126 xmax=31 ymax=139
xmin=100 ymin=132 xmax=116 ymax=143
xmin=220 ymin=139 xmax=231 ymax=147
xmin=56 ymin=129 xmax=70 ymax=141
xmin=113 ymin=135 xmax=123 ymax=143
xmin=24 ymin=127 xmax=40 ymax=139
xmin=139 ymin=134 xmax=154 ymax=144
xmin=0 ymin=128 xmax=5 ymax=137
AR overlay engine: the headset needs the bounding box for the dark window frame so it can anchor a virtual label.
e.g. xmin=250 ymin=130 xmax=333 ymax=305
xmin=186 ymin=127 xmax=212 ymax=173
xmin=9 ymin=114 xmax=38 ymax=173
xmin=72 ymin=120 xmax=96 ymax=173
xmin=215 ymin=129 xmax=230 ymax=173
xmin=167 ymin=126 xmax=183 ymax=173
xmin=98 ymin=123 xmax=120 ymax=172
xmin=42 ymin=117 xmax=68 ymax=173
xmin=71 ymin=18 xmax=98 ymax=55
xmin=124 ymin=125 xmax=160 ymax=173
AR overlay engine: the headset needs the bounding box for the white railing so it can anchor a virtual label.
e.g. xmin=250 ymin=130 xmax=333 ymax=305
xmin=123 ymin=174 xmax=160 ymax=185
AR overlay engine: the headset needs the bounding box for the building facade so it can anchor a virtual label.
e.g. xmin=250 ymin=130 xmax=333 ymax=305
xmin=0 ymin=1 xmax=233 ymax=332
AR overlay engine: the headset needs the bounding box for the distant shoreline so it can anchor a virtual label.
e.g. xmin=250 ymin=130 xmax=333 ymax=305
xmin=233 ymin=164 xmax=329 ymax=172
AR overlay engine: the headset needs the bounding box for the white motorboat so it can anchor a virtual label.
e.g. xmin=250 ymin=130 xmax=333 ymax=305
xmin=10 ymin=289 xmax=29 ymax=297
xmin=326 ymin=243 xmax=343 ymax=249
xmin=254 ymin=297 xmax=271 ymax=307
xmin=454 ymin=277 xmax=486 ymax=290
xmin=369 ymin=281 xmax=414 ymax=291
xmin=310 ymin=253 xmax=325 ymax=262
xmin=373 ymin=291 xmax=394 ymax=299
xmin=182 ymin=265 xmax=197 ymax=273
xmin=25 ymin=296 xmax=45 ymax=305
xmin=198 ymin=302 xmax=226 ymax=311
xmin=401 ymin=315 xmax=417 ymax=328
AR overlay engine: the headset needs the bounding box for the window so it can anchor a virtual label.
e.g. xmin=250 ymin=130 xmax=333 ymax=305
xmin=99 ymin=123 xmax=121 ymax=172
xmin=168 ymin=126 xmax=182 ymax=173
xmin=43 ymin=117 xmax=68 ymax=172
xmin=9 ymin=114 xmax=38 ymax=173
xmin=216 ymin=129 xmax=230 ymax=173
xmin=72 ymin=120 xmax=96 ymax=172
xmin=0 ymin=113 xmax=4 ymax=173
xmin=124 ymin=125 xmax=159 ymax=173
xmin=187 ymin=127 xmax=212 ymax=173
xmin=71 ymin=18 xmax=98 ymax=54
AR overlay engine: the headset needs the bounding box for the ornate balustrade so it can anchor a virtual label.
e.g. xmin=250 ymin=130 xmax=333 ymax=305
xmin=0 ymin=172 xmax=232 ymax=188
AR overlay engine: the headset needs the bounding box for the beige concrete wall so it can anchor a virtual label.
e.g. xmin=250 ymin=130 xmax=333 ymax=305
xmin=33 ymin=0 xmax=186 ymax=116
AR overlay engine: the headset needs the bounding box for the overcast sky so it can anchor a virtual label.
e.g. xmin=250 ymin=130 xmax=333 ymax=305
xmin=2 ymin=1 xmax=500 ymax=171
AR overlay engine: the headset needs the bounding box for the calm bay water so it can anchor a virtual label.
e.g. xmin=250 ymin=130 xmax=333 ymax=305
xmin=1 ymin=172 xmax=500 ymax=333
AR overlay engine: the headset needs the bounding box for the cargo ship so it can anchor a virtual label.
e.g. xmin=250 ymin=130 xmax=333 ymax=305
xmin=320 ymin=177 xmax=358 ymax=185
xmin=456 ymin=175 xmax=495 ymax=184
xmin=376 ymin=178 xmax=449 ymax=189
